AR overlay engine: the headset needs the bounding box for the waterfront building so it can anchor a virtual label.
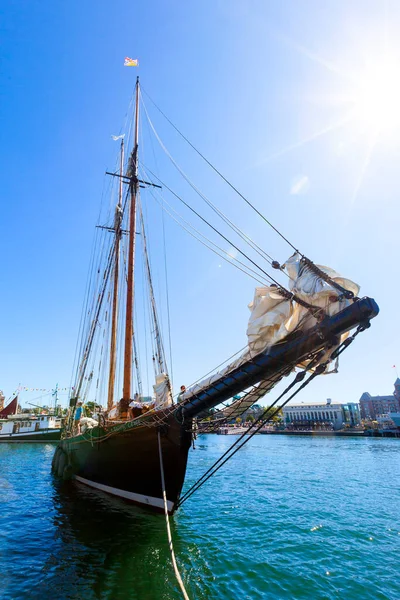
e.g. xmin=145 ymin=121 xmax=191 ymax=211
xmin=359 ymin=378 xmax=400 ymax=420
xmin=387 ymin=413 xmax=400 ymax=428
xmin=376 ymin=415 xmax=397 ymax=430
xmin=283 ymin=398 xmax=361 ymax=430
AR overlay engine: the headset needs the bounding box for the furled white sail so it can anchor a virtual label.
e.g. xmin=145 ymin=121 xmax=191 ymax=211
xmin=154 ymin=373 xmax=173 ymax=408
xmin=247 ymin=253 xmax=359 ymax=352
xmin=181 ymin=253 xmax=359 ymax=403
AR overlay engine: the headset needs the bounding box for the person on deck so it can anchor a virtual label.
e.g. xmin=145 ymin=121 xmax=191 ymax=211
xmin=74 ymin=401 xmax=83 ymax=434
xmin=128 ymin=393 xmax=141 ymax=419
xmin=177 ymin=385 xmax=186 ymax=402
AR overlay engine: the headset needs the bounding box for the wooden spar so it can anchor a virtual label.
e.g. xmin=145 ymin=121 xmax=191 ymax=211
xmin=123 ymin=77 xmax=140 ymax=400
xmin=107 ymin=139 xmax=124 ymax=411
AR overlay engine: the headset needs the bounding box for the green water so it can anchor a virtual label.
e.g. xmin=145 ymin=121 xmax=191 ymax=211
xmin=0 ymin=434 xmax=399 ymax=599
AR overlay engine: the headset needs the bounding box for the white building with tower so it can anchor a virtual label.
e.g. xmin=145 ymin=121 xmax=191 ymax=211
xmin=282 ymin=398 xmax=361 ymax=430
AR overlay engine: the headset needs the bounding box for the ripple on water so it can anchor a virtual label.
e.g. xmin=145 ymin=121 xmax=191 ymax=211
xmin=0 ymin=436 xmax=400 ymax=599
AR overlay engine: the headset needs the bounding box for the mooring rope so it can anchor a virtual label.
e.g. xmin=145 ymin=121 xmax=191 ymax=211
xmin=176 ymin=364 xmax=326 ymax=508
xmin=157 ymin=431 xmax=190 ymax=600
xmin=177 ymin=321 xmax=371 ymax=508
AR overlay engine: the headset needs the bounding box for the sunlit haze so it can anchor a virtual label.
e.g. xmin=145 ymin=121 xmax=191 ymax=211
xmin=351 ymin=58 xmax=400 ymax=133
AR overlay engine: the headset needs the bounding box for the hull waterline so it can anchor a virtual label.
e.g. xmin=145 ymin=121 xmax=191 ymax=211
xmin=54 ymin=298 xmax=379 ymax=513
xmin=0 ymin=429 xmax=61 ymax=442
xmin=54 ymin=412 xmax=191 ymax=514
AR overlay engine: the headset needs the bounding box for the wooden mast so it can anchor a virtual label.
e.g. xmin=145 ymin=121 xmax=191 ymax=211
xmin=122 ymin=77 xmax=140 ymax=401
xmin=107 ymin=139 xmax=124 ymax=411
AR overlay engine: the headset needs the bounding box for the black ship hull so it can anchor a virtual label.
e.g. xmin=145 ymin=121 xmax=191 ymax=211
xmin=54 ymin=412 xmax=191 ymax=514
xmin=54 ymin=298 xmax=379 ymax=514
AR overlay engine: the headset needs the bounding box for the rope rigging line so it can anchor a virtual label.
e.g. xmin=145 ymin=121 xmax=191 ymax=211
xmin=141 ymin=95 xmax=276 ymax=267
xmin=177 ymin=360 xmax=327 ymax=508
xmin=70 ymin=226 xmax=101 ymax=397
xmin=197 ymin=366 xmax=294 ymax=431
xmin=177 ymin=319 xmax=371 ymax=507
xmin=140 ymin=163 xmax=326 ymax=318
xmin=76 ymin=225 xmax=114 ymax=376
xmin=172 ymin=279 xmax=325 ymax=413
xmin=132 ymin=324 xmax=143 ymax=397
xmin=117 ymin=209 xmax=143 ymax=398
xmin=140 ymin=164 xmax=283 ymax=285
xmin=70 ymin=309 xmax=364 ymax=444
xmin=140 ymin=88 xmax=356 ymax=301
xmin=141 ymin=85 xmax=299 ymax=253
xmin=142 ymin=101 xmax=175 ymax=388
xmin=182 ymin=350 xmax=299 ymax=425
xmin=138 ymin=196 xmax=168 ymax=376
xmin=138 ymin=165 xmax=271 ymax=287
xmin=161 ymin=192 xmax=174 ymax=389
xmin=157 ymin=431 xmax=191 ymax=600
xmin=73 ymin=240 xmax=116 ymax=400
xmin=76 ymin=231 xmax=108 ymax=383
xmin=140 ymin=239 xmax=151 ymax=394
xmin=173 ymin=346 xmax=247 ymax=401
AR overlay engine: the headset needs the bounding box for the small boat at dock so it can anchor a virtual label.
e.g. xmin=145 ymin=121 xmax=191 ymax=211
xmin=218 ymin=426 xmax=249 ymax=435
xmin=0 ymin=414 xmax=62 ymax=442
xmin=0 ymin=397 xmax=62 ymax=442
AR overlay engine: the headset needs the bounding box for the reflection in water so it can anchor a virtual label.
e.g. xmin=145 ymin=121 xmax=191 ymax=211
xmin=1 ymin=437 xmax=400 ymax=600
xmin=34 ymin=480 xmax=188 ymax=600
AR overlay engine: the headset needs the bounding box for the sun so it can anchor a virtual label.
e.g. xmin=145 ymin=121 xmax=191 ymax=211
xmin=351 ymin=59 xmax=400 ymax=134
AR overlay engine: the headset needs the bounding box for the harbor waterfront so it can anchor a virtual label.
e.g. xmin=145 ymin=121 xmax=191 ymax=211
xmin=1 ymin=434 xmax=399 ymax=600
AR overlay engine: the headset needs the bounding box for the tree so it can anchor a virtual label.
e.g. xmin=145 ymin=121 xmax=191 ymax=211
xmin=260 ymin=405 xmax=283 ymax=423
xmin=84 ymin=401 xmax=99 ymax=417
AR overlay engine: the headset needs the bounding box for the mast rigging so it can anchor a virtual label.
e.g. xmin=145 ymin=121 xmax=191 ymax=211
xmin=56 ymin=77 xmax=379 ymax=523
xmin=122 ymin=76 xmax=140 ymax=401
xmin=107 ymin=139 xmax=124 ymax=410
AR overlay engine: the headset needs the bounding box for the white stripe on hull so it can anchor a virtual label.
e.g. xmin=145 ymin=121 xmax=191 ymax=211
xmin=0 ymin=439 xmax=59 ymax=443
xmin=75 ymin=475 xmax=174 ymax=512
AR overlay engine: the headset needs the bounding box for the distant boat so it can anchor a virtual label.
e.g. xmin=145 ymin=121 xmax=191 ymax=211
xmin=217 ymin=426 xmax=249 ymax=435
xmin=0 ymin=397 xmax=62 ymax=442
xmin=52 ymin=77 xmax=379 ymax=513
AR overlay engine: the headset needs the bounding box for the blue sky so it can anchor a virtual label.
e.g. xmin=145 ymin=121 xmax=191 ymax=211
xmin=1 ymin=0 xmax=399 ymax=408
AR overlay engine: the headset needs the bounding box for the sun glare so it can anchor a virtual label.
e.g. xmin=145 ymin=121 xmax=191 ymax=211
xmin=352 ymin=60 xmax=400 ymax=133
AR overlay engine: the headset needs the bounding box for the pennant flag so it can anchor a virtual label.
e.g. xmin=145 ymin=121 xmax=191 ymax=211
xmin=393 ymin=365 xmax=396 ymax=368
xmin=124 ymin=57 xmax=138 ymax=67
xmin=111 ymin=134 xmax=125 ymax=141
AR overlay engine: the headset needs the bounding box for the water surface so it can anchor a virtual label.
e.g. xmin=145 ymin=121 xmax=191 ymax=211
xmin=0 ymin=435 xmax=399 ymax=599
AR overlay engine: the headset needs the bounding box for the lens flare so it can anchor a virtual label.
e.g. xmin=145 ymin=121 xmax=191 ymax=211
xmin=352 ymin=60 xmax=400 ymax=133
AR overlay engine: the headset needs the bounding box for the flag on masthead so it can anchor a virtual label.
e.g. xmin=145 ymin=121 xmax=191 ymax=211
xmin=124 ymin=57 xmax=138 ymax=67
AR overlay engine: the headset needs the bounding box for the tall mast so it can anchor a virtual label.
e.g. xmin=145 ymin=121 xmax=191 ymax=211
xmin=52 ymin=383 xmax=59 ymax=414
xmin=107 ymin=139 xmax=124 ymax=410
xmin=122 ymin=77 xmax=140 ymax=400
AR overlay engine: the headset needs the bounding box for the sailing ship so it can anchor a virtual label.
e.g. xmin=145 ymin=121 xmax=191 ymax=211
xmin=0 ymin=396 xmax=62 ymax=442
xmin=52 ymin=77 xmax=379 ymax=513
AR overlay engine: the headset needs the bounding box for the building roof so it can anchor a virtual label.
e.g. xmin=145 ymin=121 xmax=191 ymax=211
xmin=360 ymin=394 xmax=395 ymax=402
xmin=284 ymin=403 xmax=342 ymax=409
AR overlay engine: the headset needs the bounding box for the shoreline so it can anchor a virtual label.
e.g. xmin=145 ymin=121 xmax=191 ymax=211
xmin=204 ymin=429 xmax=400 ymax=438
